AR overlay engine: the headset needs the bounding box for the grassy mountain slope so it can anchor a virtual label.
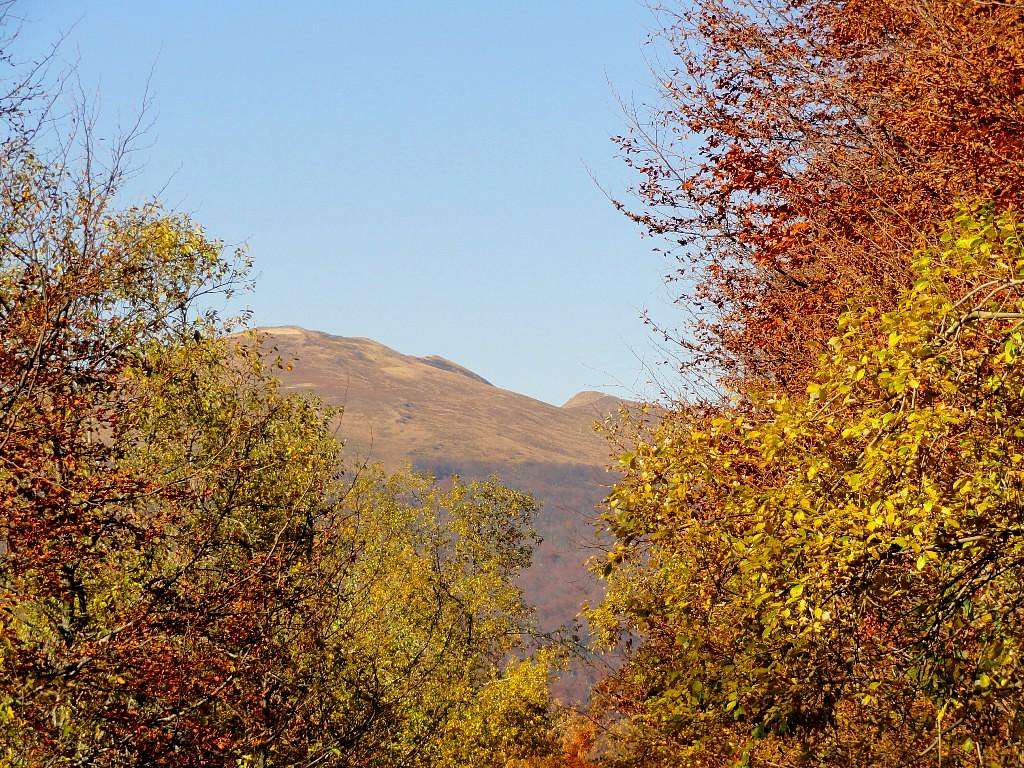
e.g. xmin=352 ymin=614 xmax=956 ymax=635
xmin=260 ymin=326 xmax=623 ymax=641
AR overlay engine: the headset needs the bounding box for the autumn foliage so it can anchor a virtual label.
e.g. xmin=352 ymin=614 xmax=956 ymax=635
xmin=593 ymin=0 xmax=1024 ymax=764
xmin=7 ymin=0 xmax=1024 ymax=763
xmin=0 ymin=33 xmax=557 ymax=768
xmin=596 ymin=208 xmax=1024 ymax=765
xmin=619 ymin=0 xmax=1024 ymax=391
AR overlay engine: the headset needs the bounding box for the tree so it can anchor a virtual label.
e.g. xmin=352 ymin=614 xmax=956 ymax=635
xmin=0 ymin=146 xmax=255 ymax=760
xmin=0 ymin=162 xmax=556 ymax=765
xmin=0 ymin=35 xmax=556 ymax=766
xmin=618 ymin=0 xmax=1024 ymax=393
xmin=592 ymin=207 xmax=1024 ymax=766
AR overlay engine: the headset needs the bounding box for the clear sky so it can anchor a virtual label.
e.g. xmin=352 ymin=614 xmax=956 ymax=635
xmin=19 ymin=1 xmax=676 ymax=406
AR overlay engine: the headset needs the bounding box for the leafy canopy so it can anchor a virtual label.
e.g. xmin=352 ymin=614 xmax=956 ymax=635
xmin=593 ymin=207 xmax=1024 ymax=766
xmin=0 ymin=145 xmax=556 ymax=767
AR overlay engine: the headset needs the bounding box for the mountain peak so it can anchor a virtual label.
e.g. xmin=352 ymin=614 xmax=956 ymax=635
xmin=255 ymin=326 xmax=612 ymax=466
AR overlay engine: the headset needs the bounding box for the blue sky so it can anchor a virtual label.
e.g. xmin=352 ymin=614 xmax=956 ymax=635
xmin=19 ymin=1 xmax=675 ymax=405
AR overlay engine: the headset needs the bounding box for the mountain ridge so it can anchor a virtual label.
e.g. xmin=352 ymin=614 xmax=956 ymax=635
xmin=260 ymin=326 xmax=622 ymax=467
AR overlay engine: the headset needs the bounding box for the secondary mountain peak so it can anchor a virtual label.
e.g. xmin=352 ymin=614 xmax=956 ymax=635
xmin=562 ymin=389 xmax=626 ymax=413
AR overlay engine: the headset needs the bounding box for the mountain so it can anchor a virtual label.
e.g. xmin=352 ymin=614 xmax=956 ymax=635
xmin=259 ymin=327 xmax=627 ymax=650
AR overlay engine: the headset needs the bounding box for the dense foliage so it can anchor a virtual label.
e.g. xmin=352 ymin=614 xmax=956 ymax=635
xmin=619 ymin=0 xmax=1024 ymax=392
xmin=594 ymin=210 xmax=1024 ymax=765
xmin=8 ymin=0 xmax=1024 ymax=764
xmin=588 ymin=0 xmax=1024 ymax=763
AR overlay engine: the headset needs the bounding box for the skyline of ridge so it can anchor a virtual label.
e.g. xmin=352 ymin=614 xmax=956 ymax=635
xmin=20 ymin=1 xmax=675 ymax=406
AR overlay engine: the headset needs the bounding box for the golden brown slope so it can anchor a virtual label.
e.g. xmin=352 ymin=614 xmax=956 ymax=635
xmin=263 ymin=326 xmax=619 ymax=468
